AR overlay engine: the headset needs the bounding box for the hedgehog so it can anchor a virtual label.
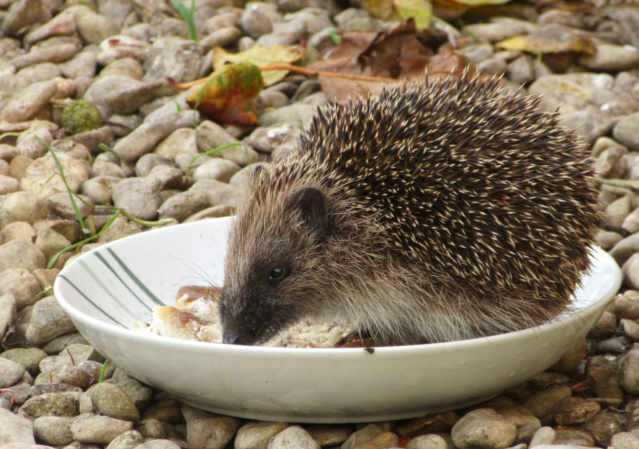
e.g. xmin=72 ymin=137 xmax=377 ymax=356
xmin=219 ymin=74 xmax=601 ymax=346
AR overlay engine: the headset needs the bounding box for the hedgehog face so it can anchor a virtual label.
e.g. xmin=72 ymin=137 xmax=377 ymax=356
xmin=220 ymin=186 xmax=328 ymax=345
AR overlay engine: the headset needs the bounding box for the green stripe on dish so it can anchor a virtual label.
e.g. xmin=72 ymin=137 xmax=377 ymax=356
xmin=58 ymin=274 xmax=122 ymax=326
xmin=94 ymin=252 xmax=154 ymax=312
xmin=106 ymin=248 xmax=163 ymax=305
xmin=79 ymin=259 xmax=142 ymax=321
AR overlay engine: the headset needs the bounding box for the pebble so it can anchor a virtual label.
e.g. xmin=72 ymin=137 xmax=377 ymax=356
xmin=134 ymin=419 xmax=169 ymax=439
xmin=33 ymin=416 xmax=74 ymax=445
xmin=529 ymin=426 xmax=556 ymax=447
xmin=619 ymin=348 xmax=639 ymax=393
xmin=583 ymin=412 xmax=623 ymax=446
xmin=405 ymin=434 xmax=447 ymax=449
xmin=497 ymin=406 xmax=541 ymax=443
xmin=85 ymin=382 xmax=140 ymax=422
xmin=0 ymin=240 xmax=46 ymax=272
xmin=35 ymin=365 xmax=91 ymax=389
xmin=70 ymin=414 xmax=134 ymax=444
xmin=157 ymin=189 xmax=211 ymax=221
xmin=105 ymin=430 xmax=144 ymax=449
xmin=614 ymin=113 xmax=639 ymax=151
xmin=235 ymin=422 xmax=288 ymax=449
xmin=0 ymin=293 xmax=16 ymax=340
xmin=243 ymin=123 xmax=301 ymax=153
xmin=1 ymin=347 xmax=47 ymax=374
xmin=141 ymin=400 xmax=182 ymax=423
xmin=451 ymin=409 xmax=517 ymax=449
xmin=611 ymin=432 xmax=639 ymax=449
xmin=0 ymin=191 xmax=48 ymax=228
xmin=0 ymin=356 xmax=27 ymax=388
xmin=112 ymin=178 xmax=163 ymax=221
xmin=267 ymin=426 xmax=319 ymax=449
xmin=195 ymin=121 xmax=258 ymax=166
xmin=154 ymin=128 xmax=198 ymax=161
xmin=182 ymin=405 xmax=240 ymax=449
xmin=0 ymin=80 xmax=58 ymax=123
xmin=25 ymin=296 xmax=76 ymax=346
xmin=0 ymin=268 xmax=42 ymax=309
xmin=20 ymin=155 xmax=90 ymax=198
xmin=135 ymin=439 xmax=181 ymax=449
xmin=341 ymin=424 xmax=384 ymax=449
xmin=579 ymin=44 xmax=639 ymax=71
xmin=193 ymin=158 xmax=241 ymax=182
xmin=0 ymin=408 xmax=35 ymax=445
xmin=39 ymin=344 xmax=103 ymax=373
xmin=554 ymin=397 xmax=600 ymax=426
xmin=113 ymin=123 xmax=167 ymax=163
xmin=20 ymin=392 xmax=78 ymax=418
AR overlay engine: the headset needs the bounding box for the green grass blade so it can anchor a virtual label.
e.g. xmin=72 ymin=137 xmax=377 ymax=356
xmin=171 ymin=0 xmax=197 ymax=41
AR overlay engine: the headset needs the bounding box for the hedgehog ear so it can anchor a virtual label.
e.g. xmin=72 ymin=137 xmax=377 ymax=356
xmin=286 ymin=187 xmax=327 ymax=239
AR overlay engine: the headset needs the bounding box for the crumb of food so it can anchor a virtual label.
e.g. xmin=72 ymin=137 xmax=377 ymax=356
xmin=139 ymin=286 xmax=352 ymax=348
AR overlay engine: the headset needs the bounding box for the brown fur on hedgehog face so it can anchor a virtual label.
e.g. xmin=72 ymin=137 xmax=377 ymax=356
xmin=219 ymin=74 xmax=601 ymax=346
xmin=220 ymin=185 xmax=331 ymax=345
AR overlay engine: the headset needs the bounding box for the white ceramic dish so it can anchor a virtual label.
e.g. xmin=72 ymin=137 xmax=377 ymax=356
xmin=54 ymin=216 xmax=622 ymax=423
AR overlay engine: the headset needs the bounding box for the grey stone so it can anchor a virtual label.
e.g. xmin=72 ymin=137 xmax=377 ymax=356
xmin=0 ymin=240 xmax=46 ymax=272
xmin=26 ymin=296 xmax=76 ymax=346
xmin=405 ymin=434 xmax=448 ymax=449
xmin=193 ymin=158 xmax=241 ymax=183
xmin=196 ymin=121 xmax=258 ymax=166
xmin=340 ymin=424 xmax=384 ymax=449
xmin=529 ymin=426 xmax=556 ymax=447
xmin=154 ymin=128 xmax=198 ymax=161
xmin=112 ymin=177 xmax=163 ymax=220
xmin=39 ymin=344 xmax=103 ymax=373
xmin=0 ymin=408 xmax=35 ymax=445
xmin=579 ymin=44 xmax=639 ymax=71
xmin=33 ymin=416 xmax=74 ymax=445
xmin=20 ymin=392 xmax=78 ymax=418
xmin=451 ymin=409 xmax=517 ymax=449
xmin=87 ymin=382 xmax=140 ymax=422
xmin=268 ymin=426 xmax=320 ymax=449
xmin=614 ymin=113 xmax=639 ymax=151
xmin=611 ymin=432 xmax=639 ymax=449
xmin=135 ymin=439 xmax=182 ymax=449
xmin=71 ymin=413 xmax=134 ymax=444
xmin=182 ymin=405 xmax=240 ymax=449
xmin=0 ymin=191 xmax=48 ymax=228
xmin=620 ymin=348 xmax=639 ymax=394
xmin=0 ymin=356 xmax=26 ymax=388
xmin=235 ymin=422 xmax=288 ymax=449
xmin=113 ymin=122 xmax=167 ymax=163
xmin=0 ymin=294 xmax=17 ymax=341
xmin=105 ymin=430 xmax=144 ymax=449
xmin=20 ymin=155 xmax=90 ymax=198
xmin=0 ymin=80 xmax=58 ymax=123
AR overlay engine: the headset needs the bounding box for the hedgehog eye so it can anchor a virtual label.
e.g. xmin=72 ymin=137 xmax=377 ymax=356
xmin=269 ymin=266 xmax=286 ymax=281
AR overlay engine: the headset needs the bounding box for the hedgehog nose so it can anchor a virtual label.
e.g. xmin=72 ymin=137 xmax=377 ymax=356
xmin=223 ymin=333 xmax=240 ymax=345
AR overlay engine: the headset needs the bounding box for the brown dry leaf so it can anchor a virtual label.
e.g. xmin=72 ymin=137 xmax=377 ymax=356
xmin=212 ymin=44 xmax=305 ymax=86
xmin=497 ymin=24 xmax=596 ymax=55
xmin=307 ymin=22 xmax=432 ymax=103
xmin=186 ymin=62 xmax=264 ymax=125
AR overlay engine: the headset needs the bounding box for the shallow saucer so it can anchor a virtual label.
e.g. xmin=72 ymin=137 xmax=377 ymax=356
xmin=54 ymin=216 xmax=622 ymax=423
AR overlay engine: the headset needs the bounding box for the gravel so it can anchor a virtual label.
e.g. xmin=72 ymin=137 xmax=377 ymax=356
xmin=1 ymin=0 xmax=639 ymax=448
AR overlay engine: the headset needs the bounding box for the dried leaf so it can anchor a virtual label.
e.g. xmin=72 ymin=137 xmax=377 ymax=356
xmin=307 ymin=23 xmax=432 ymax=104
xmin=186 ymin=62 xmax=264 ymax=125
xmin=497 ymin=24 xmax=596 ymax=54
xmin=434 ymin=0 xmax=510 ymax=6
xmin=393 ymin=0 xmax=433 ymax=30
xmin=212 ymin=44 xmax=305 ymax=86
xmin=358 ymin=0 xmax=433 ymax=30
